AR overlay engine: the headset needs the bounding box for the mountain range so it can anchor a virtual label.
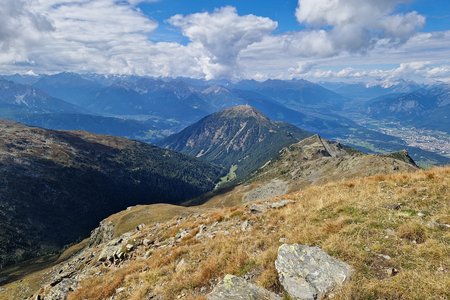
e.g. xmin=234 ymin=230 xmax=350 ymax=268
xmin=1 ymin=73 xmax=449 ymax=166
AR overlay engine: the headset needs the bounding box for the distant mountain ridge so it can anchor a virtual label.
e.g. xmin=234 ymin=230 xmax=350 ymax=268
xmin=321 ymin=80 xmax=422 ymax=101
xmin=0 ymin=78 xmax=83 ymax=115
xmin=367 ymin=83 xmax=450 ymax=133
xmin=234 ymin=79 xmax=348 ymax=110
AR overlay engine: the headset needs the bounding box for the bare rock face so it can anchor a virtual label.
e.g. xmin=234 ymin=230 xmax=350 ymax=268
xmin=207 ymin=275 xmax=281 ymax=300
xmin=89 ymin=220 xmax=115 ymax=246
xmin=275 ymin=244 xmax=352 ymax=300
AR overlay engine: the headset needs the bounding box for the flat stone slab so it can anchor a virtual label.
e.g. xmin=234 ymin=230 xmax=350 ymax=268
xmin=207 ymin=274 xmax=281 ymax=300
xmin=275 ymin=244 xmax=352 ymax=300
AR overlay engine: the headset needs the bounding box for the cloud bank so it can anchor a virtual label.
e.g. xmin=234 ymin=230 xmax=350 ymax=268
xmin=294 ymin=0 xmax=425 ymax=56
xmin=0 ymin=0 xmax=448 ymax=83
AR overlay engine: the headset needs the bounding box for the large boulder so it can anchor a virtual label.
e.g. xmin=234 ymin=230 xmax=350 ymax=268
xmin=275 ymin=244 xmax=352 ymax=300
xmin=207 ymin=274 xmax=281 ymax=300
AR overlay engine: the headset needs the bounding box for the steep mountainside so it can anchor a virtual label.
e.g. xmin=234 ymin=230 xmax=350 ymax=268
xmin=0 ymin=120 xmax=223 ymax=268
xmin=367 ymin=84 xmax=450 ymax=133
xmin=159 ymin=106 xmax=311 ymax=181
xmin=195 ymin=87 xmax=450 ymax=167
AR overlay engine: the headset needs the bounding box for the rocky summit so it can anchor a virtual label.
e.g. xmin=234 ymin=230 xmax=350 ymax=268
xmin=160 ymin=105 xmax=311 ymax=182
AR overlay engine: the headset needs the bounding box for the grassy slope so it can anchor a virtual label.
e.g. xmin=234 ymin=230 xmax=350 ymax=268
xmin=56 ymin=167 xmax=450 ymax=300
xmin=0 ymin=120 xmax=223 ymax=267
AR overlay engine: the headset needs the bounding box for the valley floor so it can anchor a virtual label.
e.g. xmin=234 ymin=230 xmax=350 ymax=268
xmin=346 ymin=116 xmax=450 ymax=160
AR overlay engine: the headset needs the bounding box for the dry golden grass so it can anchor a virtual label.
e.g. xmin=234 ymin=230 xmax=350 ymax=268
xmin=66 ymin=167 xmax=449 ymax=299
xmin=397 ymin=222 xmax=427 ymax=244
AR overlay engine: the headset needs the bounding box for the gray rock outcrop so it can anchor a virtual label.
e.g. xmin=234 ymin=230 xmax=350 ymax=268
xmin=275 ymin=244 xmax=352 ymax=300
xmin=207 ymin=274 xmax=281 ymax=300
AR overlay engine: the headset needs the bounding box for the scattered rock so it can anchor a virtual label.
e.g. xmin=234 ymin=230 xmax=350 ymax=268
xmin=384 ymin=203 xmax=403 ymax=210
xmin=207 ymin=274 xmax=281 ymax=300
xmin=386 ymin=267 xmax=399 ymax=277
xmin=144 ymin=250 xmax=153 ymax=259
xmin=270 ymin=199 xmax=293 ymax=209
xmin=241 ymin=220 xmax=251 ymax=232
xmin=176 ymin=258 xmax=187 ymax=273
xmin=98 ymin=242 xmax=122 ymax=263
xmin=143 ymin=238 xmax=153 ymax=247
xmin=45 ymin=278 xmax=78 ymax=300
xmin=427 ymin=220 xmax=440 ymax=229
xmin=385 ymin=228 xmax=395 ymax=236
xmin=196 ymin=224 xmax=208 ymax=239
xmin=97 ymin=235 xmax=134 ymax=264
xmin=377 ymin=253 xmax=392 ymax=260
xmin=427 ymin=220 xmax=450 ymax=230
xmin=249 ymin=204 xmax=267 ymax=214
xmin=176 ymin=229 xmax=190 ymax=240
xmin=275 ymin=244 xmax=352 ymax=300
xmin=136 ymin=223 xmax=146 ymax=231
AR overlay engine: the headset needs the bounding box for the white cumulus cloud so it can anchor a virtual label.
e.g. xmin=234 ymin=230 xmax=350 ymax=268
xmin=293 ymin=0 xmax=425 ymax=56
xmin=0 ymin=0 xmax=53 ymax=65
xmin=169 ymin=6 xmax=277 ymax=79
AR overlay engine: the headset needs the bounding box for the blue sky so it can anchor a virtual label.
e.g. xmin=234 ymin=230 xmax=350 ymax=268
xmin=401 ymin=0 xmax=450 ymax=31
xmin=140 ymin=0 xmax=450 ymax=42
xmin=1 ymin=0 xmax=449 ymax=83
xmin=140 ymin=0 xmax=300 ymax=41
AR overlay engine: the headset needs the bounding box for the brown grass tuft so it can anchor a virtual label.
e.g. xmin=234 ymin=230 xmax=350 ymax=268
xmin=397 ymin=222 xmax=427 ymax=244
